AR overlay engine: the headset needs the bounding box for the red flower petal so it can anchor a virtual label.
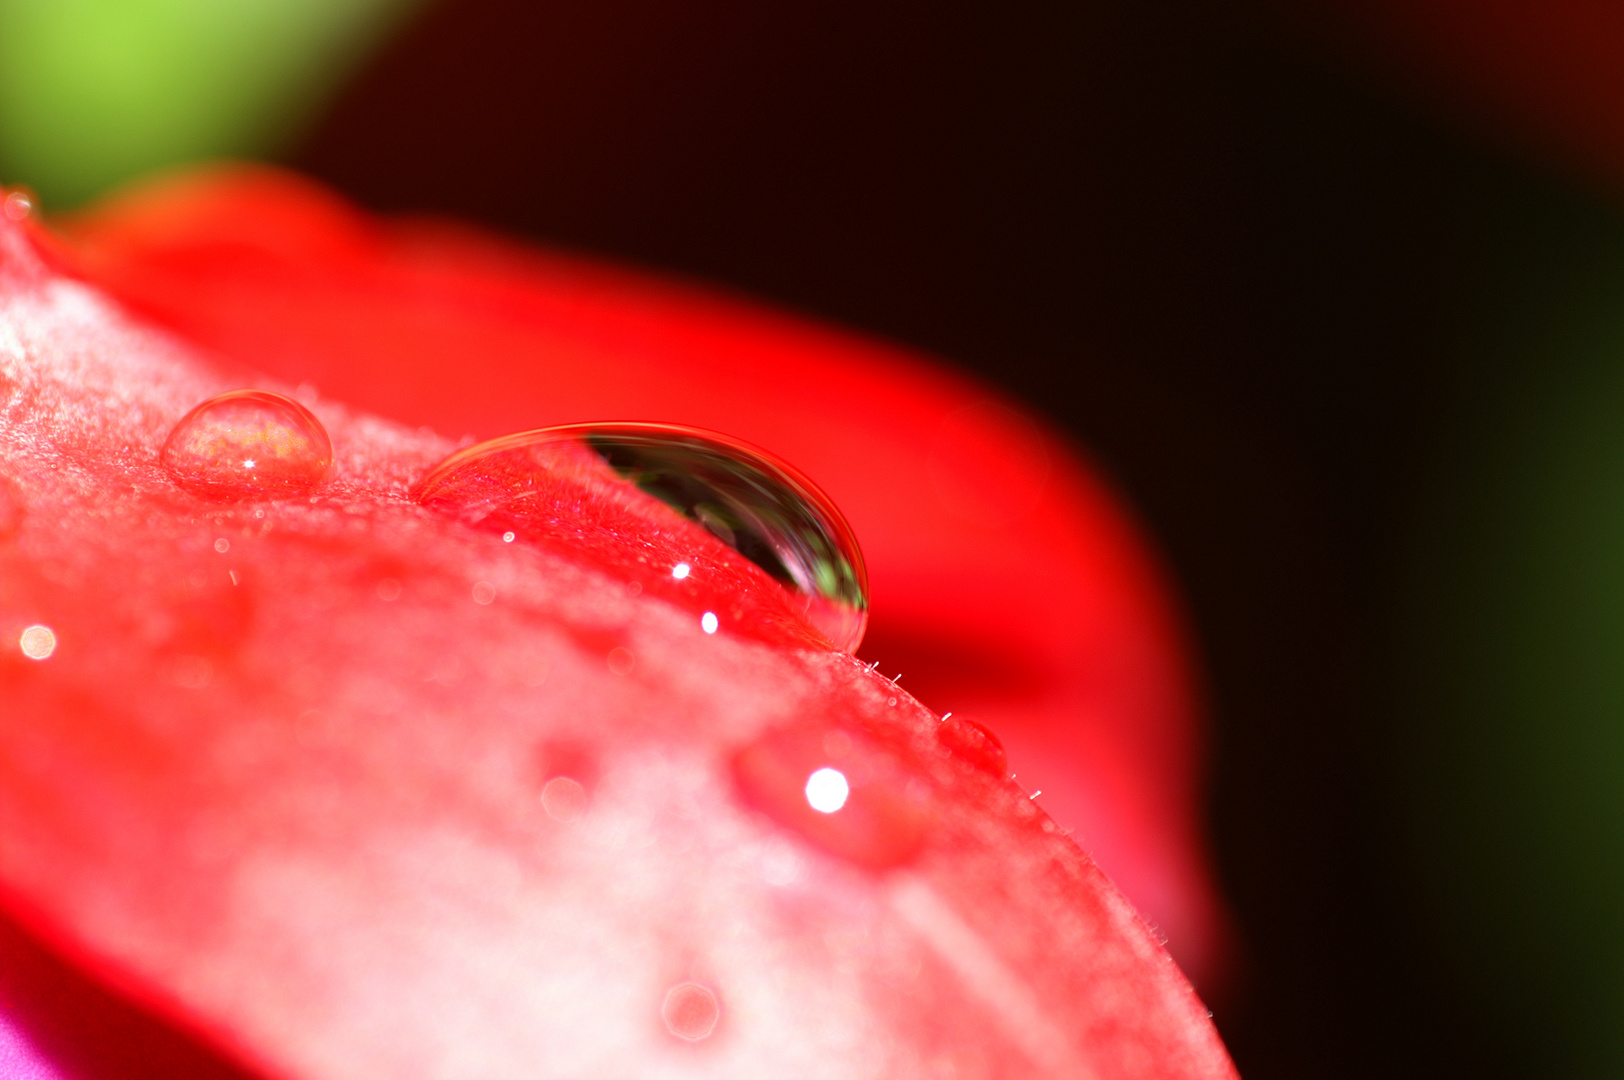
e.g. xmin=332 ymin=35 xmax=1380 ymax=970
xmin=0 ymin=174 xmax=1234 ymax=1077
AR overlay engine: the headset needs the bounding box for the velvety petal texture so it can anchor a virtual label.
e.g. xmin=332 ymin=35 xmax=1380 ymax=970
xmin=0 ymin=176 xmax=1235 ymax=1078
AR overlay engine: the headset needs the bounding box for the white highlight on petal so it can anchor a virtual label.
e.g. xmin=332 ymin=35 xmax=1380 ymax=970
xmin=804 ymin=767 xmax=849 ymax=813
xmin=701 ymin=611 xmax=719 ymax=634
xmin=671 ymin=562 xmax=691 ymax=580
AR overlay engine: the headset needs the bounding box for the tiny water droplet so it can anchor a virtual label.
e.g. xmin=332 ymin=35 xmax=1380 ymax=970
xmin=937 ymin=714 xmax=1008 ymax=777
xmin=375 ymin=578 xmax=402 ymax=602
xmin=2 ymin=189 xmax=34 ymax=222
xmin=412 ymin=423 xmax=867 ymax=650
xmin=540 ymin=775 xmax=588 ymax=821
xmin=213 ymin=537 xmax=230 ymax=554
xmin=732 ymin=726 xmax=931 ymax=870
xmin=502 ymin=530 xmax=516 ymax=543
xmin=161 ymin=390 xmax=332 ymax=500
xmin=606 ymin=646 xmax=635 ymax=676
xmin=471 ymin=581 xmax=496 ymax=605
xmin=18 ymin=624 xmax=55 ymax=660
xmin=661 ymin=982 xmax=720 ymax=1042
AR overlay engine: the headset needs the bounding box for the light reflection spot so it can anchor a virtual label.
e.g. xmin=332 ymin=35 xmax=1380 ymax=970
xmin=701 ymin=611 xmax=718 ymax=634
xmin=502 ymin=530 xmax=516 ymax=543
xmin=671 ymin=562 xmax=691 ymax=580
xmin=18 ymin=624 xmax=55 ymax=660
xmin=805 ymin=767 xmax=850 ymax=813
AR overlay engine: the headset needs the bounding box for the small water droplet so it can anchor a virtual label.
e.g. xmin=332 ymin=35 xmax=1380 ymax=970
xmin=471 ymin=581 xmax=496 ymax=605
xmin=661 ymin=982 xmax=721 ymax=1042
xmin=540 ymin=776 xmax=588 ymax=821
xmin=412 ymin=423 xmax=867 ymax=650
xmin=937 ymin=714 xmax=1008 ymax=777
xmin=161 ymin=390 xmax=332 ymax=500
xmin=606 ymin=646 xmax=635 ymax=676
xmin=700 ymin=611 xmax=719 ymax=634
xmin=375 ymin=578 xmax=402 ymax=602
xmin=502 ymin=530 xmax=516 ymax=543
xmin=213 ymin=537 xmax=230 ymax=554
xmin=18 ymin=624 xmax=55 ymax=660
xmin=2 ymin=189 xmax=34 ymax=222
xmin=732 ymin=726 xmax=931 ymax=870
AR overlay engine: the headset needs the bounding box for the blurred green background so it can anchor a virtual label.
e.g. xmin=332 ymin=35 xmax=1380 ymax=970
xmin=0 ymin=0 xmax=417 ymax=207
xmin=8 ymin=1 xmax=1624 ymax=1076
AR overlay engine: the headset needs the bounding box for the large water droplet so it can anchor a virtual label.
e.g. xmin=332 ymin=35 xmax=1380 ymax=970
xmin=413 ymin=423 xmax=868 ymax=651
xmin=161 ymin=390 xmax=332 ymax=500
xmin=732 ymin=725 xmax=931 ymax=870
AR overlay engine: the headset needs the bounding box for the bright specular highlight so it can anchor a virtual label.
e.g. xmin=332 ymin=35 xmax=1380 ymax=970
xmin=804 ymin=767 xmax=850 ymax=813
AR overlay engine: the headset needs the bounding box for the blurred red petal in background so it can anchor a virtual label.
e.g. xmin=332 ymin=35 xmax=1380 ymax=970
xmin=58 ymin=165 xmax=1233 ymax=990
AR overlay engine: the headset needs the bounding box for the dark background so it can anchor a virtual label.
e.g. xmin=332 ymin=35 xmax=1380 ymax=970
xmin=293 ymin=1 xmax=1624 ymax=1074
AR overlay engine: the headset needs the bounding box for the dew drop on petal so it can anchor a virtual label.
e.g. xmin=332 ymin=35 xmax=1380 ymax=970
xmin=700 ymin=611 xmax=719 ymax=634
xmin=412 ymin=423 xmax=868 ymax=650
xmin=161 ymin=390 xmax=332 ymax=500
xmin=2 ymin=189 xmax=33 ymax=222
xmin=937 ymin=713 xmax=1009 ymax=777
xmin=213 ymin=537 xmax=230 ymax=554
xmin=606 ymin=647 xmax=635 ymax=676
xmin=661 ymin=982 xmax=720 ymax=1042
xmin=471 ymin=581 xmax=496 ymax=605
xmin=732 ymin=726 xmax=931 ymax=870
xmin=540 ymin=775 xmax=589 ymax=821
xmin=18 ymin=625 xmax=55 ymax=660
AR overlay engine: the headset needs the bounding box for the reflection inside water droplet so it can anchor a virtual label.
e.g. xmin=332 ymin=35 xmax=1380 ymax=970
xmin=661 ymin=981 xmax=720 ymax=1042
xmin=412 ymin=423 xmax=867 ymax=651
xmin=161 ymin=390 xmax=332 ymax=500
